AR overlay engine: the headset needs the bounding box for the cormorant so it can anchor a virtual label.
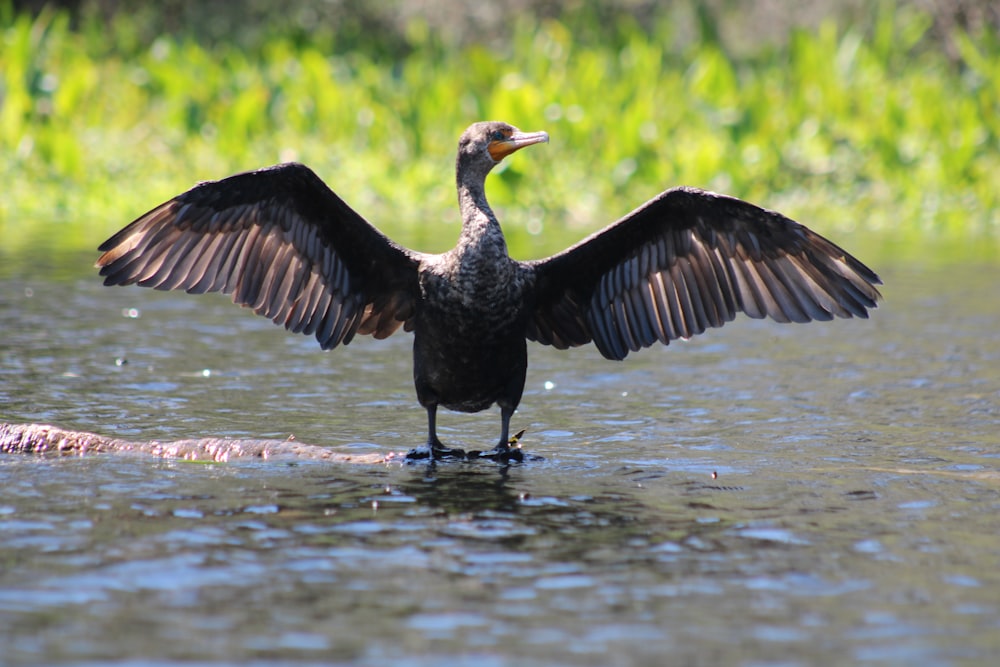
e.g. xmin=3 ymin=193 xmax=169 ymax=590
xmin=97 ymin=121 xmax=882 ymax=463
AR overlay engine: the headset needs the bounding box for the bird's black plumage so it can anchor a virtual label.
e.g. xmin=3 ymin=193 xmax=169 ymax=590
xmin=97 ymin=120 xmax=882 ymax=462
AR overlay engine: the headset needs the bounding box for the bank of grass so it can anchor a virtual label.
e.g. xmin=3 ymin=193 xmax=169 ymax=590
xmin=1 ymin=2 xmax=998 ymax=268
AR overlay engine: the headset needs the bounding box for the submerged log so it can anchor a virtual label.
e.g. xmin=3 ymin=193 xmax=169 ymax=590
xmin=0 ymin=422 xmax=391 ymax=464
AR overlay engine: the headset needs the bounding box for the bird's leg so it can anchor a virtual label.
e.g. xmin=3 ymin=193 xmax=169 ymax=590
xmin=405 ymin=404 xmax=466 ymax=460
xmin=474 ymin=405 xmax=524 ymax=463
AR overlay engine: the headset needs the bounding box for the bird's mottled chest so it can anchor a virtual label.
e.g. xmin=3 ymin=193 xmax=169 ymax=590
xmin=418 ymin=244 xmax=533 ymax=330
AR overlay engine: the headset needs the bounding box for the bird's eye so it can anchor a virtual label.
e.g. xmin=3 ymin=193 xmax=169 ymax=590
xmin=491 ymin=130 xmax=505 ymax=141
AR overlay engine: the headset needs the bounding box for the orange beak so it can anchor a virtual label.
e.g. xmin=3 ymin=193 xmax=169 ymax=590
xmin=488 ymin=129 xmax=549 ymax=162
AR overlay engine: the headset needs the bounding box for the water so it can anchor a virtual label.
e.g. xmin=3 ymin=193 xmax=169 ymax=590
xmin=1 ymin=257 xmax=999 ymax=666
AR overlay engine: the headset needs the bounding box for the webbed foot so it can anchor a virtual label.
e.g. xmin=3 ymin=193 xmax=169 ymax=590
xmin=474 ymin=445 xmax=524 ymax=464
xmin=405 ymin=442 xmax=467 ymax=461
xmin=468 ymin=429 xmax=527 ymax=463
xmin=466 ymin=445 xmax=525 ymax=464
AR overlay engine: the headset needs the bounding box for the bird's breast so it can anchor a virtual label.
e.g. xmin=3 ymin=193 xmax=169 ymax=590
xmin=418 ymin=253 xmax=533 ymax=337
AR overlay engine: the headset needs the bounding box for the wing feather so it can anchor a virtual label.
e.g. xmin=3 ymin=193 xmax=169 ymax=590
xmin=526 ymin=187 xmax=881 ymax=360
xmin=97 ymin=163 xmax=420 ymax=350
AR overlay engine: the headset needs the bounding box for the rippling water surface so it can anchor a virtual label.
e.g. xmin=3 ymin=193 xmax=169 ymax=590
xmin=1 ymin=259 xmax=998 ymax=666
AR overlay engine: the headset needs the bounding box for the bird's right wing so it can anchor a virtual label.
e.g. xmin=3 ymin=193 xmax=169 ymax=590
xmin=97 ymin=162 xmax=422 ymax=349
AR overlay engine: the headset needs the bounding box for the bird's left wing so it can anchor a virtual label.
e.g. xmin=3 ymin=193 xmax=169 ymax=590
xmin=524 ymin=187 xmax=882 ymax=360
xmin=97 ymin=162 xmax=421 ymax=349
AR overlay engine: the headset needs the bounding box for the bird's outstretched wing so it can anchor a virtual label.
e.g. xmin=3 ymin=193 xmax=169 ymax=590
xmin=525 ymin=187 xmax=882 ymax=360
xmin=97 ymin=162 xmax=421 ymax=349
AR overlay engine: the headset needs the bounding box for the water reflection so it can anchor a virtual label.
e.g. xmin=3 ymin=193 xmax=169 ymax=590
xmin=399 ymin=464 xmax=523 ymax=513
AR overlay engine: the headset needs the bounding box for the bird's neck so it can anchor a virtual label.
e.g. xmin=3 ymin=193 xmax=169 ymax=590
xmin=456 ymin=178 xmax=508 ymax=256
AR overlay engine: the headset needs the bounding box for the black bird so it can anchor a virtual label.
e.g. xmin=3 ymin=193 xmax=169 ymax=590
xmin=97 ymin=121 xmax=882 ymax=463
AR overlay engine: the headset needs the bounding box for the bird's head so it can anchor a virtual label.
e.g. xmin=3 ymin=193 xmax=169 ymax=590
xmin=457 ymin=121 xmax=549 ymax=174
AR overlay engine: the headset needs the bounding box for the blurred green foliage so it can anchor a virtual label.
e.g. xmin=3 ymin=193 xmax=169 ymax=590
xmin=1 ymin=1 xmax=997 ymax=266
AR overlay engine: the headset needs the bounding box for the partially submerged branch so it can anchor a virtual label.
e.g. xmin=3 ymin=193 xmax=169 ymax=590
xmin=0 ymin=422 xmax=391 ymax=464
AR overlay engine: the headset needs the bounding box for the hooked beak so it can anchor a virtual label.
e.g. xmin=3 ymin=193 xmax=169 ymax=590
xmin=488 ymin=129 xmax=549 ymax=162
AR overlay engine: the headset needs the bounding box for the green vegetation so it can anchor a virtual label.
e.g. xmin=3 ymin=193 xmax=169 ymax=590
xmin=1 ymin=1 xmax=998 ymax=269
